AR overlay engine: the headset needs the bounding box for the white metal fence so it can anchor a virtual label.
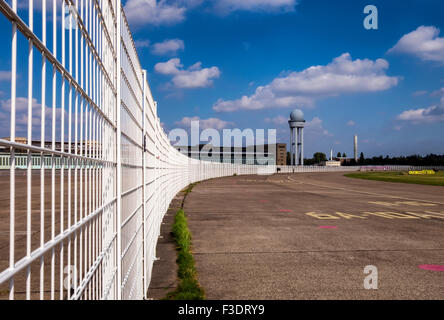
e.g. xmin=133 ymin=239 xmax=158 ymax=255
xmin=1 ymin=1 xmax=443 ymax=301
xmin=0 ymin=0 xmax=268 ymax=300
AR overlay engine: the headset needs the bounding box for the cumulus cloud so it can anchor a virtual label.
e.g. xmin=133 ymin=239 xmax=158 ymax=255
xmin=305 ymin=117 xmax=332 ymax=137
xmin=397 ymin=97 xmax=444 ymax=123
xmin=175 ymin=116 xmax=234 ymax=130
xmin=388 ymin=26 xmax=444 ymax=64
xmin=123 ymin=0 xmax=299 ymax=26
xmin=264 ymin=115 xmax=288 ymax=125
xmin=431 ymin=87 xmax=444 ymax=97
xmin=134 ymin=39 xmax=151 ymax=48
xmin=0 ymin=97 xmax=66 ymax=138
xmin=124 ymin=0 xmax=186 ymax=27
xmin=213 ymin=53 xmax=399 ymax=112
xmin=154 ymin=58 xmax=220 ymax=89
xmin=213 ymin=0 xmax=297 ymax=14
xmin=151 ymin=39 xmax=184 ymax=55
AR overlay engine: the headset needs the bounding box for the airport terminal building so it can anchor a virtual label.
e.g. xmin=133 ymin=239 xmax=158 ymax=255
xmin=174 ymin=143 xmax=287 ymax=166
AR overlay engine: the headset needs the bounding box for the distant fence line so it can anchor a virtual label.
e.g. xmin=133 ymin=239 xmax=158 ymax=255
xmin=1 ymin=154 xmax=443 ymax=172
xmin=277 ymin=165 xmax=444 ymax=173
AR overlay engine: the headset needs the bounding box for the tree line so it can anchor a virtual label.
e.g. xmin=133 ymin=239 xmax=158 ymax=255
xmin=287 ymin=152 xmax=444 ymax=166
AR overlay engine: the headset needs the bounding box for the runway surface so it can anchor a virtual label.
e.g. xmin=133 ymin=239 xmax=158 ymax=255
xmin=185 ymin=172 xmax=444 ymax=299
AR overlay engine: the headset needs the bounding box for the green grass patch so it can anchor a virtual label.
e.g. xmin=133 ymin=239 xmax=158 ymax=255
xmin=182 ymin=183 xmax=197 ymax=196
xmin=164 ymin=208 xmax=205 ymax=300
xmin=345 ymin=171 xmax=444 ymax=186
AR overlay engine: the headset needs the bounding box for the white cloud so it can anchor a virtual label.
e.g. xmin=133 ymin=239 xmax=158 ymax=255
xmin=389 ymin=26 xmax=444 ymax=64
xmin=123 ymin=0 xmax=298 ymax=26
xmin=134 ymin=39 xmax=151 ymax=48
xmin=305 ymin=117 xmax=333 ymax=137
xmin=155 ymin=58 xmax=183 ymax=75
xmin=175 ymin=116 xmax=234 ymax=130
xmin=154 ymin=58 xmax=220 ymax=89
xmin=0 ymin=71 xmax=11 ymax=81
xmin=213 ymin=53 xmax=399 ymax=112
xmin=264 ymin=115 xmax=288 ymax=125
xmin=214 ymin=0 xmax=297 ymax=14
xmin=0 ymin=97 xmax=66 ymax=137
xmin=151 ymin=39 xmax=184 ymax=55
xmin=397 ymin=97 xmax=444 ymax=123
xmin=431 ymin=87 xmax=444 ymax=97
xmin=124 ymin=0 xmax=186 ymax=27
xmin=347 ymin=120 xmax=355 ymax=126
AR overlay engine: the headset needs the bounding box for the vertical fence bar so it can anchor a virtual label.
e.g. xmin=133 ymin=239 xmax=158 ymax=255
xmin=116 ymin=0 xmax=122 ymax=300
xmin=25 ymin=0 xmax=33 ymax=301
xmin=74 ymin=0 xmax=80 ymax=296
xmin=60 ymin=0 xmax=66 ymax=300
xmin=9 ymin=0 xmax=17 ymax=301
xmin=67 ymin=0 xmax=73 ymax=298
xmin=40 ymin=0 xmax=47 ymax=301
xmin=50 ymin=0 xmax=57 ymax=300
xmin=141 ymin=70 xmax=147 ymax=298
xmin=0 ymin=0 xmax=273 ymax=300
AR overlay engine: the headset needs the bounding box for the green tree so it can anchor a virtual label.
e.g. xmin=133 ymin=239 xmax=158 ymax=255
xmin=342 ymin=152 xmax=347 ymax=158
xmin=313 ymin=152 xmax=327 ymax=164
xmin=336 ymin=152 xmax=341 ymax=157
xmin=359 ymin=152 xmax=365 ymax=163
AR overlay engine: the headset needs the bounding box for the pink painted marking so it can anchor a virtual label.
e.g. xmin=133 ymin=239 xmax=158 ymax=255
xmin=319 ymin=226 xmax=338 ymax=229
xmin=279 ymin=209 xmax=292 ymax=212
xmin=418 ymin=265 xmax=444 ymax=271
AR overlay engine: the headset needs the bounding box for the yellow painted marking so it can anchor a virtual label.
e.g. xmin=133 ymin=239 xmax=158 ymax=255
xmin=399 ymin=201 xmax=436 ymax=207
xmin=364 ymin=212 xmax=420 ymax=219
xmin=369 ymin=201 xmax=436 ymax=207
xmin=304 ymin=210 xmax=444 ymax=221
xmin=335 ymin=211 xmax=366 ymax=219
xmin=305 ymin=212 xmax=340 ymax=220
xmin=406 ymin=211 xmax=444 ymax=219
xmin=286 ymin=176 xmax=444 ymax=206
xmin=424 ymin=211 xmax=444 ymax=218
xmin=363 ymin=212 xmax=395 ymax=219
xmin=369 ymin=201 xmax=399 ymax=207
xmin=409 ymin=170 xmax=435 ymax=175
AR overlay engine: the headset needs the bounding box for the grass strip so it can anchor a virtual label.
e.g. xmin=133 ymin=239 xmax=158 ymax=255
xmin=345 ymin=171 xmax=444 ymax=186
xmin=164 ymin=185 xmax=205 ymax=299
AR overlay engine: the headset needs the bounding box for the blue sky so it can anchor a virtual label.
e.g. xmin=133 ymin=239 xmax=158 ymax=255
xmin=1 ymin=0 xmax=444 ymax=158
xmin=124 ymin=0 xmax=444 ymax=158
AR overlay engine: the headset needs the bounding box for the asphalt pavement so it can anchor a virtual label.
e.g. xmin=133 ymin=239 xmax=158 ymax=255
xmin=184 ymin=172 xmax=444 ymax=299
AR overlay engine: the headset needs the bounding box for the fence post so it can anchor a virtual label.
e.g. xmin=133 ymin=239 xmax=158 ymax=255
xmin=142 ymin=70 xmax=147 ymax=298
xmin=115 ymin=0 xmax=122 ymax=300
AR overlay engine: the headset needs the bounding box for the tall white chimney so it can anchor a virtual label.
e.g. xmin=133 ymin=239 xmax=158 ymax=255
xmin=354 ymin=135 xmax=358 ymax=162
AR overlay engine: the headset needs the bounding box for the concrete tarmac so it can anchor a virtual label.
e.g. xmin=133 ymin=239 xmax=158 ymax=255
xmin=185 ymin=172 xmax=444 ymax=299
